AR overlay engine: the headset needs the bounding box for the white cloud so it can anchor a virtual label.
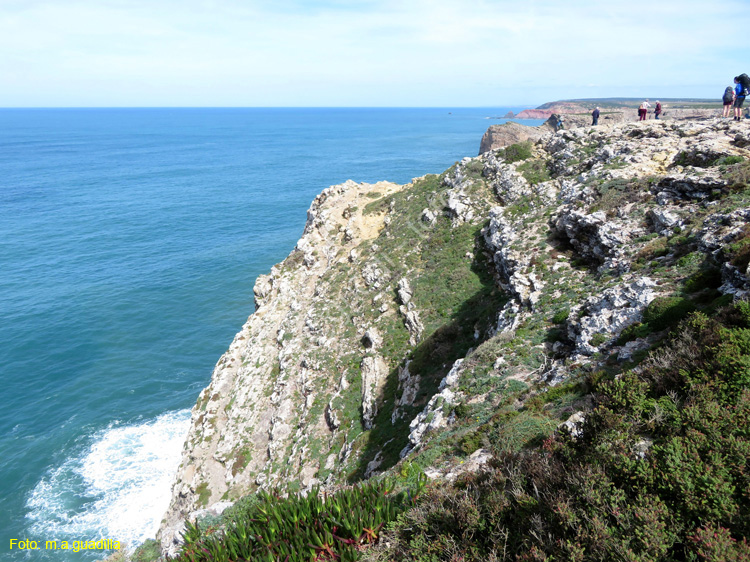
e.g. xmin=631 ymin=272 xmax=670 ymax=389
xmin=0 ymin=0 xmax=748 ymax=105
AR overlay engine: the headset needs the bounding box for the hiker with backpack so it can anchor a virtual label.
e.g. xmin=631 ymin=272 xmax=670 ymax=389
xmin=734 ymin=74 xmax=750 ymax=121
xmin=654 ymin=101 xmax=662 ymax=120
xmin=723 ymin=86 xmax=735 ymax=118
xmin=592 ymin=107 xmax=600 ymax=126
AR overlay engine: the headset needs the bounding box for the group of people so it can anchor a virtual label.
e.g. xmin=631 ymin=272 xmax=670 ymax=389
xmin=588 ymin=100 xmax=662 ymax=126
xmin=591 ymin=100 xmax=662 ymax=125
xmin=637 ymin=100 xmax=662 ymax=120
xmin=577 ymin=81 xmax=750 ymax=129
xmin=722 ymin=75 xmax=749 ymax=120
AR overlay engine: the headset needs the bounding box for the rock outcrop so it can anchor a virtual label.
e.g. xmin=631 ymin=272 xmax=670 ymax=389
xmin=158 ymin=115 xmax=750 ymax=557
xmin=479 ymin=121 xmax=553 ymax=154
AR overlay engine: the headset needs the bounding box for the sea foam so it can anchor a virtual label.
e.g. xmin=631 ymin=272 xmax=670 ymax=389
xmin=26 ymin=410 xmax=191 ymax=552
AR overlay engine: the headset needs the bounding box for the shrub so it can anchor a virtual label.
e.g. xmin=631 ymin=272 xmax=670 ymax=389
xmin=131 ymin=540 xmax=161 ymax=562
xmin=366 ymin=302 xmax=750 ymax=562
xmin=642 ymin=296 xmax=696 ymax=331
xmin=551 ymin=309 xmax=570 ymax=324
xmin=500 ymin=141 xmax=533 ymax=163
xmin=590 ymin=332 xmax=607 ymax=347
xmin=591 ymin=178 xmax=645 ymax=217
xmin=724 ymin=160 xmax=750 ymax=192
xmin=684 ymin=266 xmax=722 ymax=293
xmin=715 ymin=155 xmax=745 ymax=166
xmin=517 ymin=159 xmax=551 ymax=185
xmin=724 ymin=225 xmax=750 ymax=271
xmin=616 ymin=321 xmax=652 ymax=344
xmin=637 ymin=237 xmax=669 ymax=261
xmin=463 ymin=159 xmax=485 ymax=178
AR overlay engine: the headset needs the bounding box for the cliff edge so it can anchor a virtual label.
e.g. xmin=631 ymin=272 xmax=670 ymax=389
xmin=159 ymin=116 xmax=750 ymax=555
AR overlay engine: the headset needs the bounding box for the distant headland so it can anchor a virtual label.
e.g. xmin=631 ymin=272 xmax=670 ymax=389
xmin=481 ymin=98 xmax=725 ymax=154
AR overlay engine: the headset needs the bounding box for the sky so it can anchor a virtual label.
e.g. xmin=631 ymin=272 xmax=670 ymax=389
xmin=0 ymin=0 xmax=749 ymax=107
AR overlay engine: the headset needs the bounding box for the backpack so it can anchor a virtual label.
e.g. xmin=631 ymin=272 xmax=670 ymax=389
xmin=739 ymin=73 xmax=750 ymax=96
xmin=724 ymin=86 xmax=735 ymax=103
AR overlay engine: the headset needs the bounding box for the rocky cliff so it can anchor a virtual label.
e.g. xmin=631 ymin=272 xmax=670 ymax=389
xmin=480 ymin=106 xmax=725 ymax=154
xmin=158 ymin=117 xmax=750 ymax=555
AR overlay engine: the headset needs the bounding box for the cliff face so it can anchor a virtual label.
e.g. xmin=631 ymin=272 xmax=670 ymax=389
xmin=479 ymin=120 xmax=554 ymax=154
xmin=159 ymin=117 xmax=750 ymax=554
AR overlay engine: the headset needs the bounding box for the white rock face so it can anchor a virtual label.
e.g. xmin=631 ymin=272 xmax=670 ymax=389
xmin=401 ymin=359 xmax=464 ymax=458
xmin=362 ymin=327 xmax=383 ymax=350
xmin=391 ymin=360 xmax=420 ymax=423
xmin=554 ymin=210 xmax=634 ymax=270
xmin=361 ymin=355 xmax=389 ymax=430
xmin=443 ymin=159 xmax=480 ymax=223
xmin=483 ymin=207 xmax=545 ymax=307
xmin=157 ymin=179 xmax=404 ymax=555
xmin=568 ymin=277 xmax=658 ymax=357
xmin=648 ymin=208 xmax=683 ymax=236
xmin=402 ymin=308 xmax=425 ymax=346
xmin=559 ymin=412 xmax=586 ymax=439
xmin=397 ymin=278 xmax=413 ymax=305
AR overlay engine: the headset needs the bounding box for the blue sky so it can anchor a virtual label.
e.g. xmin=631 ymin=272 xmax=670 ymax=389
xmin=1 ymin=0 xmax=748 ymax=107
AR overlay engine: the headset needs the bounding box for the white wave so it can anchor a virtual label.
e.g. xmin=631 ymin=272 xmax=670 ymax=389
xmin=26 ymin=409 xmax=191 ymax=550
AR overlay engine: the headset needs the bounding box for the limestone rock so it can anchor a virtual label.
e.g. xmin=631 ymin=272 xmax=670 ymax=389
xmin=567 ymin=277 xmax=658 ymax=357
xmin=554 ymin=209 xmax=638 ymax=270
xmin=362 ymin=327 xmax=383 ymax=350
xmin=397 ymin=278 xmax=413 ymax=305
xmin=361 ymin=355 xmax=389 ymax=430
xmin=559 ymin=411 xmax=585 ymax=439
xmin=654 ymin=171 xmax=726 ymax=201
xmin=392 ymin=360 xmax=420 ymax=423
xmin=362 ymin=262 xmax=384 ymax=288
xmin=647 ymin=208 xmax=683 ymax=236
xmin=401 ymin=359 xmax=464 ymax=457
xmin=483 ymin=207 xmax=545 ymax=307
xmin=478 ymin=121 xmax=550 ymax=154
xmin=158 ymin=115 xmax=750 ymax=559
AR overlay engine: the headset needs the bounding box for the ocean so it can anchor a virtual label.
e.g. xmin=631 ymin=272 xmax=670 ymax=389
xmin=0 ymin=108 xmax=543 ymax=561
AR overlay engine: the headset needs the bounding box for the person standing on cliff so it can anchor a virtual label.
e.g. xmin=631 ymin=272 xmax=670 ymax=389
xmin=638 ymin=100 xmax=650 ymax=121
xmin=734 ymin=77 xmax=746 ymax=121
xmin=723 ymin=86 xmax=735 ymax=118
xmin=592 ymin=107 xmax=600 ymax=125
xmin=654 ymin=101 xmax=662 ymax=120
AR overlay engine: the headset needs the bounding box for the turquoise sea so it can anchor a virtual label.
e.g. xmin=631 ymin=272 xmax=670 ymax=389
xmin=0 ymin=108 xmax=542 ymax=561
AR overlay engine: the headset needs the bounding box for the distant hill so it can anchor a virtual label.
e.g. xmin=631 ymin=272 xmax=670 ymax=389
xmin=515 ymin=98 xmax=722 ymax=119
xmin=538 ymin=98 xmax=721 ymax=110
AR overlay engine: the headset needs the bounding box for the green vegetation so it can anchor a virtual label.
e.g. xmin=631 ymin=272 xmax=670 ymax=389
xmin=590 ymin=177 xmax=648 ymax=217
xmin=641 ymin=296 xmax=697 ymax=331
xmin=160 ymin=118 xmax=750 ymax=562
xmin=130 ymin=540 xmax=161 ymax=562
xmin=517 ymin=159 xmax=551 ymax=185
xmin=195 ymin=482 xmax=211 ymax=508
xmin=724 ymin=225 xmax=750 ymax=271
xmin=171 ymin=477 xmax=425 ymax=562
xmin=366 ymin=303 xmax=750 ymax=561
xmin=551 ymin=309 xmax=569 ymax=324
xmin=498 ymin=141 xmax=533 ymax=163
